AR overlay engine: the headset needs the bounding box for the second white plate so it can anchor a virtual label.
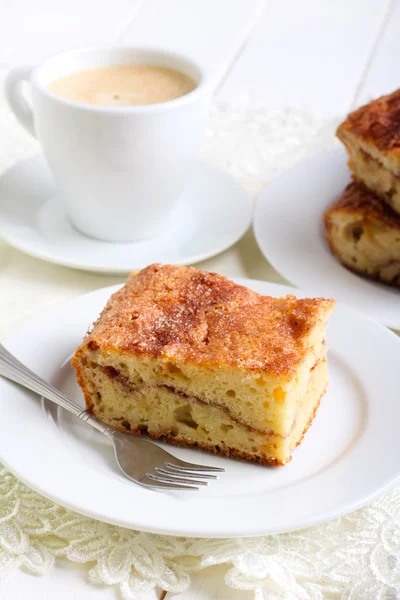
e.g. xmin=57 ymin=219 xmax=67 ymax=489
xmin=1 ymin=279 xmax=400 ymax=538
xmin=254 ymin=145 xmax=400 ymax=330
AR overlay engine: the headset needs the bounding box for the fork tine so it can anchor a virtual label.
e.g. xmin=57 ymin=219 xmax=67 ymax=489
xmin=156 ymin=467 xmax=218 ymax=480
xmin=165 ymin=461 xmax=225 ymax=474
xmin=145 ymin=472 xmax=203 ymax=488
xmin=154 ymin=468 xmax=209 ymax=485
xmin=141 ymin=479 xmax=199 ymax=491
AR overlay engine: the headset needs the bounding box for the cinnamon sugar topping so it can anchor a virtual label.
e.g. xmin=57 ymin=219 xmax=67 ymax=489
xmin=84 ymin=264 xmax=335 ymax=377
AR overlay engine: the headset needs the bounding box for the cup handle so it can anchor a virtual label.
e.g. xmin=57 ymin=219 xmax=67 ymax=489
xmin=5 ymin=66 xmax=36 ymax=139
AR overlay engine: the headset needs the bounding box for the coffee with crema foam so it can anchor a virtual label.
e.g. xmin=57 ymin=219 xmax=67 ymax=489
xmin=48 ymin=64 xmax=197 ymax=107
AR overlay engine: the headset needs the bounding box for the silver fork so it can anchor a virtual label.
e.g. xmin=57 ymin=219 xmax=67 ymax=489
xmin=0 ymin=344 xmax=224 ymax=491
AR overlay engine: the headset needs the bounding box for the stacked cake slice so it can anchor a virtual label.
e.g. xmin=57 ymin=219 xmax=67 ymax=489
xmin=325 ymin=88 xmax=400 ymax=287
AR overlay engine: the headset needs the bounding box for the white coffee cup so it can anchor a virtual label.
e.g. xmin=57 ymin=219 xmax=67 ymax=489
xmin=5 ymin=47 xmax=211 ymax=242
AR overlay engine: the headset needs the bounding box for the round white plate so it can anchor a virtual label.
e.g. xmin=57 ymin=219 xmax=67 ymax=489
xmin=0 ymin=154 xmax=252 ymax=273
xmin=1 ymin=279 xmax=400 ymax=538
xmin=254 ymin=145 xmax=400 ymax=330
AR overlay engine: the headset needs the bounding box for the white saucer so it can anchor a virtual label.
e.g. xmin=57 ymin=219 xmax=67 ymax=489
xmin=254 ymin=145 xmax=400 ymax=330
xmin=0 ymin=154 xmax=252 ymax=273
xmin=1 ymin=279 xmax=400 ymax=538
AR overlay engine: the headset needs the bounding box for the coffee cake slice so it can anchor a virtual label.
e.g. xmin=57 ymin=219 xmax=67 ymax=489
xmin=324 ymin=182 xmax=400 ymax=288
xmin=337 ymin=88 xmax=400 ymax=215
xmin=72 ymin=264 xmax=335 ymax=466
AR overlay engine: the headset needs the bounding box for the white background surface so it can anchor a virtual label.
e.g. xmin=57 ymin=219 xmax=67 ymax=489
xmin=1 ymin=0 xmax=399 ymax=597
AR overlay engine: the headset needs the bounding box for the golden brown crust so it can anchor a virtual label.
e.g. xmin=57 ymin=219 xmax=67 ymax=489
xmin=324 ymin=182 xmax=400 ymax=230
xmin=337 ymin=88 xmax=400 ymax=155
xmin=128 ymin=430 xmax=284 ymax=466
xmin=324 ymin=236 xmax=400 ymax=289
xmin=76 ymin=264 xmax=334 ymax=378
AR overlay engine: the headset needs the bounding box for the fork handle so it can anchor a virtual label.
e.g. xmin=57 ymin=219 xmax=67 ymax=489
xmin=0 ymin=344 xmax=110 ymax=435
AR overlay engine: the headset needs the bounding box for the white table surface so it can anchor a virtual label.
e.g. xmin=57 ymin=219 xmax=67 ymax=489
xmin=1 ymin=0 xmax=399 ymax=597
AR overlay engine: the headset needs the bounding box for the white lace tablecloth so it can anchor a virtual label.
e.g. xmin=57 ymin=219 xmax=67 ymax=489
xmin=1 ymin=80 xmax=400 ymax=600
